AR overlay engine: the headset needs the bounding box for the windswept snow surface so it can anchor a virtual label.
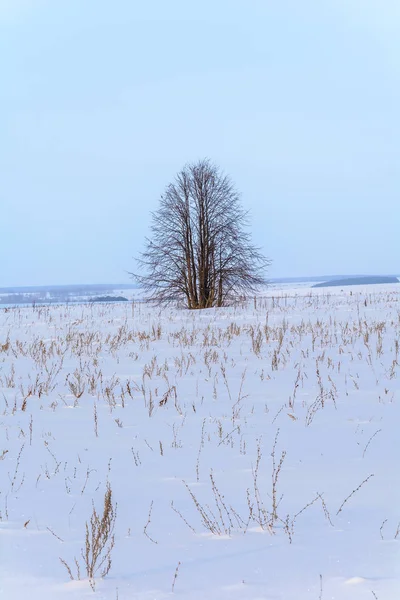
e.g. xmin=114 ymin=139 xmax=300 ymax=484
xmin=1 ymin=285 xmax=400 ymax=599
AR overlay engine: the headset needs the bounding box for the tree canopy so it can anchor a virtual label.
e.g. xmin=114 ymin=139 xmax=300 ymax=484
xmin=134 ymin=159 xmax=270 ymax=308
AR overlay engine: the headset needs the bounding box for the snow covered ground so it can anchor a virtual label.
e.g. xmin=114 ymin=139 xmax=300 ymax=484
xmin=1 ymin=284 xmax=400 ymax=599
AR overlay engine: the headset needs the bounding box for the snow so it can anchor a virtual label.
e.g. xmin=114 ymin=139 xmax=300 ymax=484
xmin=1 ymin=285 xmax=400 ymax=599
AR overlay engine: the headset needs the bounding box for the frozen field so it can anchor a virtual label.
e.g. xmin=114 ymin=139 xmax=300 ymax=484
xmin=1 ymin=285 xmax=400 ymax=599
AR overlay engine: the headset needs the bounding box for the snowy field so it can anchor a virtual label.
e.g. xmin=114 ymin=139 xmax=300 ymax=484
xmin=1 ymin=285 xmax=400 ymax=599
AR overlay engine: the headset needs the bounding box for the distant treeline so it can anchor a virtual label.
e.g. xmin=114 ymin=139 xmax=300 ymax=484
xmin=0 ymin=294 xmax=72 ymax=305
xmin=313 ymin=276 xmax=399 ymax=288
xmin=0 ymin=283 xmax=139 ymax=294
xmin=90 ymin=296 xmax=128 ymax=303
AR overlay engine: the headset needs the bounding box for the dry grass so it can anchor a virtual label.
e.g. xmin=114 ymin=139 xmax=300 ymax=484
xmin=60 ymin=483 xmax=117 ymax=589
xmin=1 ymin=287 xmax=399 ymax=592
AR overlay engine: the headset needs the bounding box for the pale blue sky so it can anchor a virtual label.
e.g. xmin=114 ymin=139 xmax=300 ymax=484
xmin=1 ymin=0 xmax=399 ymax=286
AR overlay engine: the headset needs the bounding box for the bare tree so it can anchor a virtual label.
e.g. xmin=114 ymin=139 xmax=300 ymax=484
xmin=133 ymin=159 xmax=270 ymax=309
